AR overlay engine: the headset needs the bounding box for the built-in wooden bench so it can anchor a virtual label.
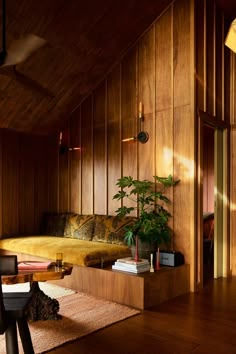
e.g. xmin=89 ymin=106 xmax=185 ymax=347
xmin=0 ymin=212 xmax=190 ymax=309
xmin=0 ymin=250 xmax=189 ymax=310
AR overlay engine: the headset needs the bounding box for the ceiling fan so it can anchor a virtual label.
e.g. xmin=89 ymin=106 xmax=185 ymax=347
xmin=0 ymin=0 xmax=54 ymax=97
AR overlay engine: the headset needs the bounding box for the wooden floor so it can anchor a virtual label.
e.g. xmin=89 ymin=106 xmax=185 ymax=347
xmin=47 ymin=276 xmax=236 ymax=354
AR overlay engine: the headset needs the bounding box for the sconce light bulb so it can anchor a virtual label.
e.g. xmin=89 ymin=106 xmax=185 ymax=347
xmin=69 ymin=147 xmax=80 ymax=151
xmin=59 ymin=131 xmax=63 ymax=145
xmin=122 ymin=137 xmax=136 ymax=142
xmin=139 ymin=101 xmax=143 ymax=119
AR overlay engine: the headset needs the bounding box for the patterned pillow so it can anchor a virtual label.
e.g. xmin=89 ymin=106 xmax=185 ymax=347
xmin=64 ymin=214 xmax=95 ymax=240
xmin=92 ymin=215 xmax=137 ymax=245
xmin=40 ymin=212 xmax=67 ymax=236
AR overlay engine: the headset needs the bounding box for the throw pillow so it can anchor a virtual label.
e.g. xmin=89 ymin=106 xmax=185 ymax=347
xmin=40 ymin=212 xmax=68 ymax=236
xmin=64 ymin=214 xmax=95 ymax=240
xmin=92 ymin=215 xmax=136 ymax=245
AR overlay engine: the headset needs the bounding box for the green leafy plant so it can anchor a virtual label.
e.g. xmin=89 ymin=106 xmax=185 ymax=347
xmin=113 ymin=175 xmax=180 ymax=248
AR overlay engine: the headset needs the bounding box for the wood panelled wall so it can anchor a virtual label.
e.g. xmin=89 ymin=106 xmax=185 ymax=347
xmin=195 ymin=0 xmax=233 ymax=279
xmin=0 ymin=129 xmax=57 ymax=236
xmin=195 ymin=0 xmax=232 ymax=278
xmin=0 ymin=0 xmax=233 ymax=289
xmin=58 ymin=0 xmax=232 ymax=287
xmin=230 ymin=53 xmax=236 ymax=275
xmin=59 ymin=0 xmax=196 ymax=289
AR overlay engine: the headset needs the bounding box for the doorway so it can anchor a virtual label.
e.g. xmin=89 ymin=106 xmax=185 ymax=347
xmin=197 ymin=112 xmax=229 ymax=288
xmin=202 ymin=125 xmax=214 ymax=284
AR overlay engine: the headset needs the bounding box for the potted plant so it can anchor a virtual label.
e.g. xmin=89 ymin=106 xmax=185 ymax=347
xmin=113 ymin=175 xmax=180 ymax=262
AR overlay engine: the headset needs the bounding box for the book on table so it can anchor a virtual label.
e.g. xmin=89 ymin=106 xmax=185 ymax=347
xmin=18 ymin=261 xmax=54 ymax=271
xmin=112 ymin=257 xmax=150 ymax=273
xmin=112 ymin=263 xmax=150 ymax=273
xmin=116 ymin=257 xmax=149 ymax=265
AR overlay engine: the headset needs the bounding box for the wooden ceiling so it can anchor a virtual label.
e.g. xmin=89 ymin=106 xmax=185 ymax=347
xmin=0 ymin=0 xmax=235 ymax=135
xmin=0 ymin=0 xmax=173 ymax=135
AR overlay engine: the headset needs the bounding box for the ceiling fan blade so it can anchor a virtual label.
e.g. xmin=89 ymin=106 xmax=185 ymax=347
xmin=13 ymin=67 xmax=54 ymax=97
xmin=0 ymin=0 xmax=51 ymax=97
xmin=0 ymin=66 xmax=54 ymax=97
xmin=1 ymin=34 xmax=47 ymax=67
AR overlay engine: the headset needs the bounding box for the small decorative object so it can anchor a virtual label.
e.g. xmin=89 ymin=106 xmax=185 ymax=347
xmin=55 ymin=252 xmax=63 ymax=268
xmin=155 ymin=247 xmax=160 ymax=270
xmin=150 ymin=253 xmax=154 ymax=272
xmin=113 ymin=175 xmax=180 ymax=261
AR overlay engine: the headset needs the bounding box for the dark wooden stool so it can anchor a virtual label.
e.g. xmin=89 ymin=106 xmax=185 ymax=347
xmin=0 ymin=255 xmax=34 ymax=354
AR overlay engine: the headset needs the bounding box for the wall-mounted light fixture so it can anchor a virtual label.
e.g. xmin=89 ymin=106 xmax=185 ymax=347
xmin=225 ymin=18 xmax=236 ymax=53
xmin=59 ymin=131 xmax=80 ymax=155
xmin=122 ymin=101 xmax=149 ymax=144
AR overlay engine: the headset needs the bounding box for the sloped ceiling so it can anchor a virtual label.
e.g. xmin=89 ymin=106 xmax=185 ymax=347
xmin=0 ymin=0 xmax=173 ymax=135
xmin=0 ymin=0 xmax=235 ymax=135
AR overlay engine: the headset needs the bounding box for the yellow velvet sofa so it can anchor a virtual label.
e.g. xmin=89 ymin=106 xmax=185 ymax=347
xmin=0 ymin=213 xmax=134 ymax=267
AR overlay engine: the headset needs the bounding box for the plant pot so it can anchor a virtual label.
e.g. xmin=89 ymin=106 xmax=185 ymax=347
xmin=131 ymin=240 xmax=157 ymax=261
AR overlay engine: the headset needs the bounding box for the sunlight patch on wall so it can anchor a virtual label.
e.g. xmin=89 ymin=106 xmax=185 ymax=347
xmin=163 ymin=147 xmax=173 ymax=172
xmin=164 ymin=148 xmax=194 ymax=179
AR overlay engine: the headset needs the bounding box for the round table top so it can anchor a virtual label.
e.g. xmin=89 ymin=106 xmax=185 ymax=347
xmin=2 ymin=262 xmax=73 ymax=285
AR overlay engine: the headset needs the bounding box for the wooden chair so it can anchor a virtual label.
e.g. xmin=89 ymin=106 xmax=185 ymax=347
xmin=0 ymin=255 xmax=34 ymax=354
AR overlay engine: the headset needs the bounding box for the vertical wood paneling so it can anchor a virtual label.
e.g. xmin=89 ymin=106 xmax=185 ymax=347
xmin=196 ymin=0 xmax=206 ymax=112
xmin=156 ymin=111 xmax=173 ymax=174
xmin=206 ymin=0 xmax=215 ymax=116
xmin=93 ymin=83 xmax=107 ymax=214
xmin=34 ymin=135 xmax=50 ymax=231
xmin=47 ymin=134 xmax=58 ymax=212
xmin=224 ymin=20 xmax=231 ymax=124
xmin=19 ymin=135 xmax=35 ymax=234
xmin=59 ymin=127 xmax=69 ymax=212
xmin=155 ymin=6 xmax=174 ymax=243
xmin=173 ymin=105 xmax=194 ymax=264
xmin=81 ymin=97 xmax=93 ymax=214
xmin=230 ymin=55 xmax=236 ymax=125
xmin=173 ymin=0 xmax=190 ymax=107
xmin=156 ymin=6 xmax=173 ymax=112
xmin=121 ymin=49 xmax=138 ymax=179
xmin=231 ymin=129 xmax=236 ymax=274
xmin=0 ymin=130 xmax=2 ymax=236
xmin=121 ymin=48 xmax=138 ymax=215
xmin=155 ymin=4 xmax=173 ymax=175
xmin=0 ymin=129 xmax=56 ymax=236
xmin=2 ymin=130 xmax=19 ymax=236
xmin=156 ymin=110 xmax=174 ymax=237
xmin=70 ymin=110 xmax=81 ymax=213
xmin=215 ymin=10 xmax=223 ymax=120
xmin=138 ymin=27 xmax=155 ymax=181
xmin=107 ymin=65 xmax=121 ymax=214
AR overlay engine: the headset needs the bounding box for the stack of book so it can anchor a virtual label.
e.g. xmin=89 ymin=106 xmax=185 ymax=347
xmin=112 ymin=257 xmax=150 ymax=273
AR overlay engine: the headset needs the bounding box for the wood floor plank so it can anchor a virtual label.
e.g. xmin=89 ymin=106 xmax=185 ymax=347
xmin=47 ymin=277 xmax=236 ymax=354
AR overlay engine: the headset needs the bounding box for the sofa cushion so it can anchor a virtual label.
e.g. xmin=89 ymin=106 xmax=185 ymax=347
xmin=92 ymin=215 xmax=136 ymax=245
xmin=64 ymin=214 xmax=95 ymax=240
xmin=40 ymin=212 xmax=68 ymax=236
xmin=0 ymin=236 xmax=131 ymax=267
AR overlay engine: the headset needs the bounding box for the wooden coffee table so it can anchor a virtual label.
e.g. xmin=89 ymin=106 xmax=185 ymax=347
xmin=2 ymin=262 xmax=73 ymax=321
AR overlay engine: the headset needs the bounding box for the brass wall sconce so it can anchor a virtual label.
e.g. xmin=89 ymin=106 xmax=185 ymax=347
xmin=59 ymin=131 xmax=80 ymax=155
xmin=122 ymin=101 xmax=149 ymax=144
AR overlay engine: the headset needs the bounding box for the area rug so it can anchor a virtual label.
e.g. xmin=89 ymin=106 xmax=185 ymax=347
xmin=0 ymin=288 xmax=140 ymax=354
xmin=2 ymin=282 xmax=76 ymax=298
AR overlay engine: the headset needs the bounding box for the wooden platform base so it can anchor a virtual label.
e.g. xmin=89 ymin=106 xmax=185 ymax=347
xmin=0 ymin=250 xmax=190 ymax=309
xmin=49 ymin=263 xmax=190 ymax=309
